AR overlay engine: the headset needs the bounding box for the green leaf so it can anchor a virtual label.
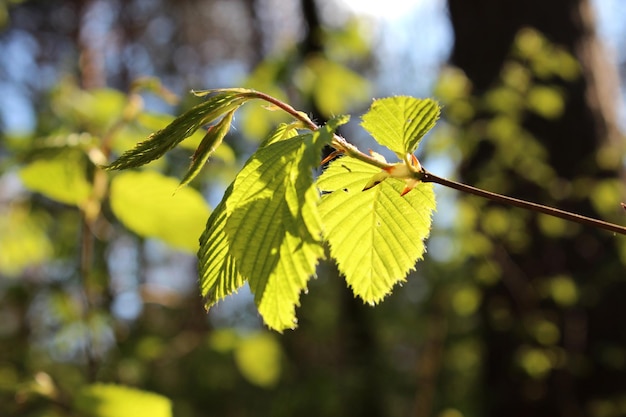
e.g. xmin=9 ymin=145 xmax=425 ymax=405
xmin=51 ymin=80 xmax=126 ymax=132
xmin=197 ymin=124 xmax=301 ymax=308
xmin=0 ymin=206 xmax=52 ymax=277
xmin=225 ymin=139 xmax=323 ymax=331
xmin=317 ymin=156 xmax=436 ymax=303
xmin=199 ymin=116 xmax=348 ymax=331
xmin=135 ymin=112 xmax=176 ymax=132
xmin=198 ymin=198 xmax=246 ymax=310
xmin=105 ymin=90 xmax=251 ymax=170
xmin=110 ymin=170 xmax=210 ymax=252
xmin=74 ymin=383 xmax=172 ymax=417
xmin=19 ymin=149 xmax=92 ymax=206
xmin=306 ymin=56 xmax=370 ymax=117
xmin=178 ymin=109 xmax=236 ymax=188
xmin=234 ymin=332 xmax=282 ymax=388
xmin=260 ymin=121 xmax=301 ymax=146
xmin=527 ymin=85 xmax=564 ymax=119
xmin=361 ymin=96 xmax=440 ymax=157
xmin=128 ymin=112 xmax=235 ymax=163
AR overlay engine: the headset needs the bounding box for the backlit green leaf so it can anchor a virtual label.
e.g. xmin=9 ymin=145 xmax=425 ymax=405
xmin=199 ymin=116 xmax=348 ymax=331
xmin=198 ymin=124 xmax=301 ymax=310
xmin=128 ymin=112 xmax=235 ymax=163
xmin=106 ymin=90 xmax=252 ymax=170
xmin=110 ymin=170 xmax=210 ymax=252
xmin=317 ymin=156 xmax=436 ymax=303
xmin=198 ymin=197 xmax=246 ymax=307
xmin=74 ymin=384 xmax=171 ymax=417
xmin=225 ymin=135 xmax=324 ymax=330
xmin=178 ymin=109 xmax=236 ymax=188
xmin=361 ymin=96 xmax=440 ymax=157
xmin=19 ymin=149 xmax=92 ymax=206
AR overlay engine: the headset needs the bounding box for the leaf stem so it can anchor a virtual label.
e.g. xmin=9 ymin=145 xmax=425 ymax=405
xmin=249 ymin=90 xmax=318 ymax=130
xmin=250 ymin=90 xmax=626 ymax=236
xmin=420 ymin=169 xmax=626 ymax=236
xmin=249 ymin=90 xmax=391 ymax=170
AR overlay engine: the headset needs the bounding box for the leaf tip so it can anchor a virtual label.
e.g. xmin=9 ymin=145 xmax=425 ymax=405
xmin=362 ymin=170 xmax=390 ymax=191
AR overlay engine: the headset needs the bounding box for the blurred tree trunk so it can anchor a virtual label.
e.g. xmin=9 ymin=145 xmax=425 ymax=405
xmin=447 ymin=1 xmax=625 ymax=416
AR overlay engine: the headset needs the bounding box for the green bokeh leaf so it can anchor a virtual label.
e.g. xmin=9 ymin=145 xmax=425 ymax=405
xmin=361 ymin=96 xmax=440 ymax=157
xmin=51 ymin=81 xmax=126 ymax=132
xmin=199 ymin=116 xmax=348 ymax=331
xmin=317 ymin=156 xmax=436 ymax=303
xmin=306 ymin=56 xmax=370 ymax=117
xmin=0 ymin=206 xmax=52 ymax=277
xmin=135 ymin=112 xmax=176 ymax=132
xmin=240 ymin=60 xmax=292 ymax=140
xmin=19 ymin=149 xmax=92 ymax=206
xmin=110 ymin=170 xmax=210 ymax=252
xmin=527 ymin=85 xmax=564 ymax=119
xmin=130 ymin=76 xmax=179 ymax=105
xmin=74 ymin=383 xmax=172 ymax=417
xmin=234 ymin=332 xmax=282 ymax=388
xmin=106 ymin=90 xmax=251 ymax=170
xmin=324 ymin=18 xmax=371 ymax=61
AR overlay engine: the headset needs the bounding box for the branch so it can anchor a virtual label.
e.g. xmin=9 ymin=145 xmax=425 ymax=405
xmin=250 ymin=90 xmax=626 ymax=237
xmin=250 ymin=90 xmax=392 ymax=170
xmin=421 ymin=169 xmax=626 ymax=236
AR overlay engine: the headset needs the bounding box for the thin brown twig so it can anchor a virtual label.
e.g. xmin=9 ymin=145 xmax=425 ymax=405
xmin=249 ymin=90 xmax=391 ymax=169
xmin=421 ymin=169 xmax=626 ymax=236
xmin=250 ymin=90 xmax=626 ymax=237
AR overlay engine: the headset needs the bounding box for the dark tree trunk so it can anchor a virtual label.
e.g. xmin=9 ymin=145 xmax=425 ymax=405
xmin=447 ymin=1 xmax=625 ymax=416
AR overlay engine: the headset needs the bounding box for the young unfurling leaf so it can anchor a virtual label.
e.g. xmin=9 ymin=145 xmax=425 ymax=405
xmin=105 ymin=90 xmax=253 ymax=170
xmin=361 ymin=96 xmax=440 ymax=157
xmin=177 ymin=109 xmax=236 ymax=189
xmin=362 ymin=153 xmax=423 ymax=196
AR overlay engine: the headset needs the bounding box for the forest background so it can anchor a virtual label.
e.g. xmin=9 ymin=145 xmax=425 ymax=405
xmin=1 ymin=0 xmax=626 ymax=416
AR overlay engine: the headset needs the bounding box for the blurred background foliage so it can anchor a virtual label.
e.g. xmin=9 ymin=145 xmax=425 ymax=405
xmin=1 ymin=0 xmax=626 ymax=416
